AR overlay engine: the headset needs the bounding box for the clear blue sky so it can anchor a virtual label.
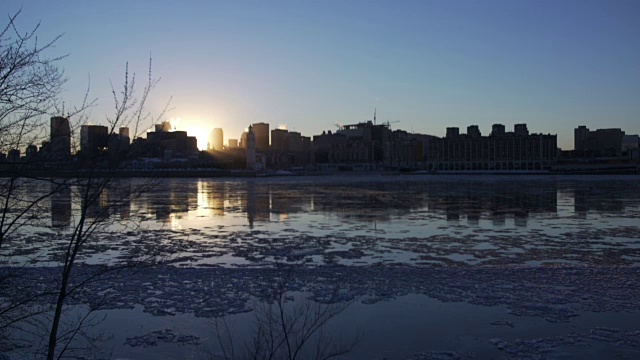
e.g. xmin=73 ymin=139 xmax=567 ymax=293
xmin=4 ymin=0 xmax=639 ymax=149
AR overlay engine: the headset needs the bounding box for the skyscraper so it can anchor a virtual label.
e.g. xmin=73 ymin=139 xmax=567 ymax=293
xmin=240 ymin=131 xmax=248 ymax=148
xmin=210 ymin=128 xmax=224 ymax=151
xmin=80 ymin=125 xmax=109 ymax=159
xmin=574 ymin=126 xmax=589 ymax=151
xmin=246 ymin=125 xmax=256 ymax=169
xmin=119 ymin=127 xmax=130 ymax=138
xmin=50 ymin=116 xmax=71 ymax=161
xmin=252 ymin=122 xmax=269 ymax=152
xmin=271 ymin=128 xmax=288 ymax=152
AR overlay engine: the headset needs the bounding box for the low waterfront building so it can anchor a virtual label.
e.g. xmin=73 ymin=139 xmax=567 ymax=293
xmin=573 ymin=126 xmax=626 ymax=157
xmin=427 ymin=123 xmax=557 ymax=171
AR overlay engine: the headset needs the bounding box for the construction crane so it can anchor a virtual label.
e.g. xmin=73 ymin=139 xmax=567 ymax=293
xmin=382 ymin=120 xmax=400 ymax=128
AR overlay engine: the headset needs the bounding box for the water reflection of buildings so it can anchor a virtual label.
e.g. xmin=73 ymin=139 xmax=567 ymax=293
xmin=425 ymin=182 xmax=558 ymax=227
xmin=573 ymin=184 xmax=630 ymax=216
xmin=130 ymin=180 xmax=198 ymax=224
xmin=80 ymin=182 xmax=135 ymax=222
xmin=309 ymin=183 xmax=425 ymax=223
xmin=122 ymin=180 xmax=640 ymax=231
xmin=245 ymin=182 xmax=270 ymax=229
xmin=50 ymin=182 xmax=135 ymax=228
xmin=199 ymin=181 xmax=226 ymax=216
xmin=51 ymin=180 xmax=640 ymax=232
xmin=270 ymin=188 xmax=311 ymax=218
xmin=51 ymin=184 xmax=71 ymax=228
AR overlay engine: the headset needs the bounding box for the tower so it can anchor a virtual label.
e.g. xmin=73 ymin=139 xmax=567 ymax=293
xmin=246 ymin=125 xmax=256 ymax=170
xmin=50 ymin=116 xmax=71 ymax=161
xmin=574 ymin=126 xmax=589 ymax=151
xmin=252 ymin=122 xmax=269 ymax=152
xmin=271 ymin=128 xmax=288 ymax=152
xmin=210 ymin=128 xmax=224 ymax=151
xmin=80 ymin=124 xmax=108 ymax=160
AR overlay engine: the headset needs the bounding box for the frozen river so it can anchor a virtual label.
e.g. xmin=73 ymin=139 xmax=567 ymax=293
xmin=2 ymin=175 xmax=640 ymax=359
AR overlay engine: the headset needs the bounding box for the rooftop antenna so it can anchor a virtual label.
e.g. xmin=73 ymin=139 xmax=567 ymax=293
xmin=374 ymin=108 xmax=377 ymax=125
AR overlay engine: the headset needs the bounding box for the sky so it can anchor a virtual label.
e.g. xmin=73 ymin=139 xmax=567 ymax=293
xmin=3 ymin=0 xmax=639 ymax=150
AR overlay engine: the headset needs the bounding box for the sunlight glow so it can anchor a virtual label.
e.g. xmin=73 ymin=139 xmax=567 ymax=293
xmin=174 ymin=116 xmax=212 ymax=150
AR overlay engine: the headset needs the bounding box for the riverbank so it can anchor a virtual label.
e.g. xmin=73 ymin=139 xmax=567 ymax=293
xmin=3 ymin=163 xmax=639 ymax=178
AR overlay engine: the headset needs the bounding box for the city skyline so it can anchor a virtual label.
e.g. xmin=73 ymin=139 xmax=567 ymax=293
xmin=4 ymin=0 xmax=639 ymax=150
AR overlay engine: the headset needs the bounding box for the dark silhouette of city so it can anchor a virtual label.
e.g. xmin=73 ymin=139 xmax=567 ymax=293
xmin=2 ymin=115 xmax=638 ymax=176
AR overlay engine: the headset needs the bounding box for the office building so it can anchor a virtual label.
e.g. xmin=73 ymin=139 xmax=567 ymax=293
xmin=25 ymin=144 xmax=38 ymax=160
xmin=50 ymin=116 xmax=71 ymax=161
xmin=240 ymin=131 xmax=248 ymax=148
xmin=80 ymin=125 xmax=109 ymax=159
xmin=622 ymin=135 xmax=639 ymax=153
xmin=574 ymin=126 xmax=625 ymax=156
xmin=271 ymin=128 xmax=288 ymax=152
xmin=427 ymin=123 xmax=557 ymax=171
xmin=252 ymin=122 xmax=269 ymax=152
xmin=7 ymin=149 xmax=20 ymax=162
xmin=142 ymin=123 xmax=199 ymax=158
xmin=109 ymin=127 xmax=131 ymax=160
xmin=210 ymin=128 xmax=224 ymax=151
xmin=574 ymin=126 xmax=590 ymax=151
xmin=246 ymin=125 xmax=256 ymax=169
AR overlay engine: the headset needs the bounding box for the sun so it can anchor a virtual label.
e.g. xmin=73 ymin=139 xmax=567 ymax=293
xmin=183 ymin=126 xmax=210 ymax=151
xmin=172 ymin=117 xmax=212 ymax=151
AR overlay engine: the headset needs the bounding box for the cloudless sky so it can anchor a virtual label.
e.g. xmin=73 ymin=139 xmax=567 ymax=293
xmin=3 ymin=0 xmax=639 ymax=149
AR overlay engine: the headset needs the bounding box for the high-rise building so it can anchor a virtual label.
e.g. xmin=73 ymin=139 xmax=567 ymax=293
xmin=155 ymin=121 xmax=172 ymax=132
xmin=285 ymin=131 xmax=303 ymax=152
xmin=574 ymin=126 xmax=589 ymax=151
xmin=80 ymin=125 xmax=109 ymax=159
xmin=271 ymin=128 xmax=288 ymax=152
xmin=210 ymin=128 xmax=224 ymax=151
xmin=246 ymin=125 xmax=256 ymax=169
xmin=109 ymin=127 xmax=131 ymax=160
xmin=574 ymin=126 xmax=625 ymax=156
xmin=240 ymin=131 xmax=248 ymax=148
xmin=50 ymin=116 xmax=71 ymax=161
xmin=622 ymin=135 xmax=639 ymax=153
xmin=7 ymin=149 xmax=20 ymax=162
xmin=228 ymin=139 xmax=238 ymax=148
xmin=25 ymin=144 xmax=38 ymax=160
xmin=252 ymin=122 xmax=269 ymax=152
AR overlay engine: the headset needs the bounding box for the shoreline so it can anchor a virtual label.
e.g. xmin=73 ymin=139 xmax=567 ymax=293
xmin=3 ymin=168 xmax=638 ymax=178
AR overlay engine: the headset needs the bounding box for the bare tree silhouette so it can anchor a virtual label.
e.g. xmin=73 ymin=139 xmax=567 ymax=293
xmin=211 ymin=266 xmax=361 ymax=360
xmin=0 ymin=9 xmax=173 ymax=359
xmin=43 ymin=57 xmax=172 ymax=359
